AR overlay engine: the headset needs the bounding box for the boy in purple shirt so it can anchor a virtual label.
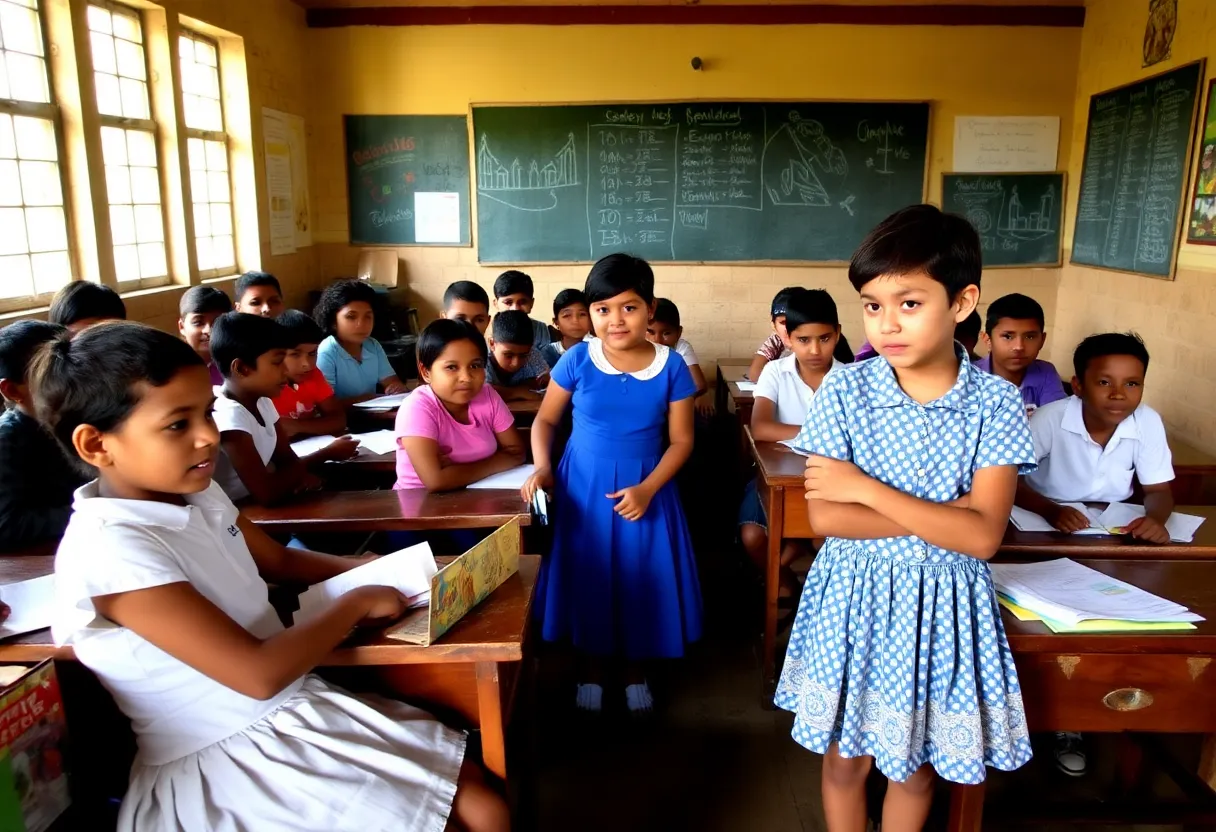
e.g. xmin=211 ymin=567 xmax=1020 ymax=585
xmin=977 ymin=293 xmax=1066 ymax=415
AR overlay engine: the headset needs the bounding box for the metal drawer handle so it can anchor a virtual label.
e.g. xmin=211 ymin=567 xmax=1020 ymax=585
xmin=1103 ymin=688 xmax=1154 ymax=711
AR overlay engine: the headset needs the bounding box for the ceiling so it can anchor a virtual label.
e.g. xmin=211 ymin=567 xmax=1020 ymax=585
xmin=292 ymin=0 xmax=1085 ymax=8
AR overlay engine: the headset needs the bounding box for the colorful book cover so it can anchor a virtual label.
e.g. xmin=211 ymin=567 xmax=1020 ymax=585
xmin=0 ymin=661 xmax=70 ymax=832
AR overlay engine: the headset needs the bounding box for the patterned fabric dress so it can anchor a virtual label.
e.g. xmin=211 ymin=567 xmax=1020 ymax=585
xmin=775 ymin=349 xmax=1036 ymax=785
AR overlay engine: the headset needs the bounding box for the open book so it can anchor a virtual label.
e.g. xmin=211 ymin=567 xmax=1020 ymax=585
xmin=1010 ymin=502 xmax=1206 ymax=542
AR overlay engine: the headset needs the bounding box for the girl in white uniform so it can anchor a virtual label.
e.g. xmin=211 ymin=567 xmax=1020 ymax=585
xmin=34 ymin=322 xmax=508 ymax=832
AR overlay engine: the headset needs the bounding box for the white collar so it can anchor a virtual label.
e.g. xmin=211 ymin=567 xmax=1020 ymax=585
xmin=587 ymin=338 xmax=669 ymax=381
xmin=1060 ymin=395 xmax=1141 ymax=444
xmin=71 ymin=480 xmax=227 ymax=531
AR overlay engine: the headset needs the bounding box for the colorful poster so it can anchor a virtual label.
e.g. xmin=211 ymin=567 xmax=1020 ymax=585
xmin=262 ymin=108 xmax=312 ymax=254
xmin=1188 ymin=80 xmax=1216 ymax=244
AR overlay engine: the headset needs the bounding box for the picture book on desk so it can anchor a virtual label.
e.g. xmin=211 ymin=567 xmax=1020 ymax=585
xmin=0 ymin=661 xmax=70 ymax=832
xmin=387 ymin=518 xmax=521 ymax=647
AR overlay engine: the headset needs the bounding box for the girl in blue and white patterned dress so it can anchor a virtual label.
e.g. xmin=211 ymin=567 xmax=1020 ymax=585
xmin=777 ymin=205 xmax=1036 ymax=831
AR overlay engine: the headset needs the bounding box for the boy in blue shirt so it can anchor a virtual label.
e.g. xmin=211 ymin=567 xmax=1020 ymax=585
xmin=977 ymin=293 xmax=1065 ymax=415
xmin=493 ymin=270 xmax=552 ymax=350
xmin=486 ymin=311 xmax=548 ymax=402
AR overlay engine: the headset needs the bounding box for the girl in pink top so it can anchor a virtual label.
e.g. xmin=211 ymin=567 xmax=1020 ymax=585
xmin=394 ymin=319 xmax=526 ymax=491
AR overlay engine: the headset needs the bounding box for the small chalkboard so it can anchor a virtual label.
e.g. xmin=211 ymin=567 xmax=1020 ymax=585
xmin=471 ymin=101 xmax=930 ymax=263
xmin=1071 ymin=61 xmax=1205 ymax=278
xmin=344 ymin=115 xmax=471 ymax=246
xmin=941 ymin=173 xmax=1064 ymax=267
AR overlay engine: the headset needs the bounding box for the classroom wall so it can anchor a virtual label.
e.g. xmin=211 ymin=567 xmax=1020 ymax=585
xmin=306 ymin=22 xmax=1081 ymax=363
xmin=1054 ymin=0 xmax=1216 ymax=451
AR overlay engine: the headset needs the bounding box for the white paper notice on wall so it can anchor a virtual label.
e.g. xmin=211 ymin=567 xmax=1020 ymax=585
xmin=414 ymin=192 xmax=462 ymax=243
xmin=952 ymin=116 xmax=1060 ymax=172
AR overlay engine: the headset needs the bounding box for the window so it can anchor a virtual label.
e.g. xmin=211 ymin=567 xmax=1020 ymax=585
xmin=0 ymin=0 xmax=71 ymax=303
xmin=88 ymin=2 xmax=166 ymax=286
xmin=179 ymin=30 xmax=233 ymax=276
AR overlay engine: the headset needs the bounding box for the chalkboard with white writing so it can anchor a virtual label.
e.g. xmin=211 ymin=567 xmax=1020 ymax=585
xmin=942 ymin=173 xmax=1064 ymax=267
xmin=471 ymin=101 xmax=930 ymax=263
xmin=1070 ymin=61 xmax=1205 ymax=278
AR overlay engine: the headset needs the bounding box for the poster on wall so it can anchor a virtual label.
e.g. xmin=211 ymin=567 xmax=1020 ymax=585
xmin=262 ymin=108 xmax=313 ymax=255
xmin=1142 ymin=0 xmax=1177 ymax=68
xmin=1188 ymin=80 xmax=1216 ymax=244
xmin=952 ymin=116 xmax=1059 ymax=172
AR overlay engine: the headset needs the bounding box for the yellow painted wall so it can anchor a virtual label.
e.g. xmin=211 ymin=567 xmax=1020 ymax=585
xmin=1055 ymin=0 xmax=1216 ymax=451
xmin=307 ymin=23 xmax=1081 ymax=363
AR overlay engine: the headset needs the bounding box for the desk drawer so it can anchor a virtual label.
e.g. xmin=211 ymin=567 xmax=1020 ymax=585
xmin=1015 ymin=653 xmax=1216 ymax=733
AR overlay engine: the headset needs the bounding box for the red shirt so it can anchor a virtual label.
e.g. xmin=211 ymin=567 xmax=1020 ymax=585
xmin=273 ymin=367 xmax=334 ymax=418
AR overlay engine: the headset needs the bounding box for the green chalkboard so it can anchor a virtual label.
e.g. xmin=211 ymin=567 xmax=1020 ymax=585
xmin=344 ymin=115 xmax=471 ymax=246
xmin=471 ymin=101 xmax=929 ymax=263
xmin=1071 ymin=61 xmax=1206 ymax=278
xmin=941 ymin=173 xmax=1064 ymax=267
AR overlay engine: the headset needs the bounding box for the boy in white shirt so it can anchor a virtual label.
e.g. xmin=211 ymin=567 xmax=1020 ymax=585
xmin=646 ymin=298 xmax=707 ymax=398
xmin=740 ymin=288 xmax=846 ymax=597
xmin=1014 ymin=332 xmax=1174 ymax=778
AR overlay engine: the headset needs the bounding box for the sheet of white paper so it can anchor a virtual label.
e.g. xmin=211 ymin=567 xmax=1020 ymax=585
xmin=778 ymin=439 xmax=810 ymax=457
xmin=468 ymin=464 xmax=535 ymax=490
xmin=294 ymin=544 xmax=437 ymax=627
xmin=952 ymin=116 xmax=1060 ymax=172
xmin=734 ymin=381 xmax=757 ymax=392
xmin=1096 ymin=502 xmax=1206 ymax=543
xmin=990 ymin=559 xmax=1202 ymax=625
xmin=290 ymin=434 xmax=338 ymax=457
xmin=353 ymin=392 xmax=410 ymax=410
xmin=1008 ymin=503 xmax=1106 ymax=534
xmin=0 ymin=575 xmax=55 ymax=640
xmin=352 ymin=429 xmax=399 ymax=456
xmin=414 ymin=192 xmax=461 ymax=243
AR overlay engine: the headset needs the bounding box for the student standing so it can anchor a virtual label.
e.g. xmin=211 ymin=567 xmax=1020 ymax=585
xmin=778 ymin=205 xmax=1035 ymax=831
xmin=177 ymin=286 xmax=232 ymax=386
xmin=523 ymin=254 xmax=702 ymax=715
xmin=315 ymin=280 xmax=409 ymax=402
xmin=47 ymin=282 xmax=127 ymax=334
xmin=976 ymin=293 xmax=1066 ymax=415
xmin=36 ymin=323 xmax=508 ymax=832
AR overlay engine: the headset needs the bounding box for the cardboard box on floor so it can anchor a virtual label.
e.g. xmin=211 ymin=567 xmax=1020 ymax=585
xmin=387 ymin=518 xmax=521 ymax=646
xmin=0 ymin=661 xmax=70 ymax=832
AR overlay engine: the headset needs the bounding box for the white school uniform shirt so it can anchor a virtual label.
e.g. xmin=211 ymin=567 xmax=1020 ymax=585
xmin=1024 ymin=395 xmax=1174 ymax=503
xmin=211 ymin=389 xmax=279 ymax=501
xmin=674 ymin=338 xmax=699 ymax=367
xmin=754 ymin=355 xmax=844 ymax=426
xmin=52 ymin=480 xmax=303 ymax=766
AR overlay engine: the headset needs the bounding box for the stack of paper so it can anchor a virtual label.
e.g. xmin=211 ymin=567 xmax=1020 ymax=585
xmin=734 ymin=381 xmax=757 ymax=392
xmin=467 ymin=465 xmax=548 ymax=525
xmin=353 ymin=392 xmax=410 ymax=411
xmin=294 ymin=543 xmax=437 ymax=626
xmin=1009 ymin=502 xmax=1206 ymax=543
xmin=990 ymin=558 xmax=1204 ymax=632
xmin=0 ymin=575 xmax=56 ymax=640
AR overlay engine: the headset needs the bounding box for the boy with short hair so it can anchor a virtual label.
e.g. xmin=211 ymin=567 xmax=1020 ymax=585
xmin=542 ymin=289 xmax=590 ymax=368
xmin=442 ymin=281 xmax=491 ymax=335
xmin=486 ymin=310 xmax=549 ymax=402
xmin=178 ymin=286 xmax=233 ymax=385
xmin=646 ymin=298 xmax=707 ymax=398
xmin=274 ymin=310 xmax=347 ymax=438
xmin=747 ymin=286 xmax=800 ymax=382
xmin=493 ymin=270 xmax=551 ymax=350
xmin=977 ymin=293 xmax=1065 ymax=415
xmin=0 ymin=320 xmax=84 ymax=549
xmin=210 ymin=313 xmax=356 ymax=504
xmin=48 ymin=282 xmax=127 ymax=334
xmin=234 ymin=271 xmax=285 ymax=319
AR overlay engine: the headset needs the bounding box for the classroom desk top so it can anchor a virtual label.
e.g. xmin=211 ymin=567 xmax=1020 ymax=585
xmin=751 ymin=436 xmax=806 ymax=486
xmin=244 ymin=488 xmax=532 ymax=532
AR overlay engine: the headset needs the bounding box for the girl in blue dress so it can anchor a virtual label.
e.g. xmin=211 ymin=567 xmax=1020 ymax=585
xmin=777 ymin=205 xmax=1036 ymax=831
xmin=523 ymin=254 xmax=702 ymax=715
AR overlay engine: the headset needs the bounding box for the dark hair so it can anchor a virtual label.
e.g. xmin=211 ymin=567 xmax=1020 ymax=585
xmin=652 ymin=298 xmax=681 ymax=328
xmin=30 ymin=322 xmax=204 ymax=455
xmin=209 ymin=312 xmax=292 ymax=378
xmin=417 ymin=318 xmax=488 ymax=368
xmin=584 ymin=253 xmax=655 ymax=305
xmin=0 ymin=321 xmax=66 ymax=382
xmin=552 ymin=288 xmax=587 ymax=317
xmin=1072 ymin=332 xmax=1150 ymax=381
xmin=313 ymin=279 xmax=377 ymax=337
xmin=984 ymin=293 xmax=1045 ymax=334
xmin=955 ymin=310 xmax=982 ymax=342
xmin=234 ymin=271 xmax=282 ymax=302
xmin=770 ymin=286 xmax=802 ymax=320
xmin=47 ymin=282 xmax=127 ymax=328
xmin=276 ymin=309 xmax=324 ymax=348
xmin=835 ymin=333 xmax=854 ymax=364
xmin=491 ymin=310 xmax=535 ymax=348
xmin=179 ymin=286 xmax=232 ymax=318
xmin=849 ymin=204 xmax=981 ymax=299
xmin=785 ymin=289 xmax=840 ymax=333
xmin=444 ymin=280 xmax=489 ymax=310
xmin=493 ymin=270 xmax=533 ymax=299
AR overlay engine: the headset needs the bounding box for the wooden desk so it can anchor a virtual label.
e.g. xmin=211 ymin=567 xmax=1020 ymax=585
xmin=715 ymin=359 xmax=750 ymax=414
xmin=949 ymin=559 xmax=1216 ymax=830
xmin=244 ymin=488 xmax=532 ymax=534
xmin=0 ymin=555 xmax=540 ymax=780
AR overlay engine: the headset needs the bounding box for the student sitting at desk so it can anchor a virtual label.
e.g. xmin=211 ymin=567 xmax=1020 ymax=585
xmin=0 ymin=321 xmax=85 ymax=551
xmin=315 ymin=279 xmax=409 ymax=403
xmin=976 ymin=293 xmax=1065 ymax=416
xmin=47 ymin=282 xmax=127 ymax=335
xmin=273 ymin=311 xmax=347 ymax=439
xmin=233 ymin=271 xmax=285 ymax=319
xmin=486 ymin=311 xmax=549 ymax=402
xmin=542 ymin=289 xmax=590 ymax=369
xmin=443 ymin=280 xmax=492 ymax=336
xmin=747 ymin=286 xmax=799 ymax=382
xmin=739 ymin=289 xmax=845 ymax=598
xmin=494 ymin=270 xmax=552 ymax=350
xmin=211 ymin=313 xmax=357 ymax=505
xmin=178 ymin=286 xmax=233 ymax=386
xmin=35 ymin=323 xmax=508 ymax=832
xmin=395 ymin=319 xmax=524 ymax=492
xmin=646 ymin=299 xmax=708 ymax=399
